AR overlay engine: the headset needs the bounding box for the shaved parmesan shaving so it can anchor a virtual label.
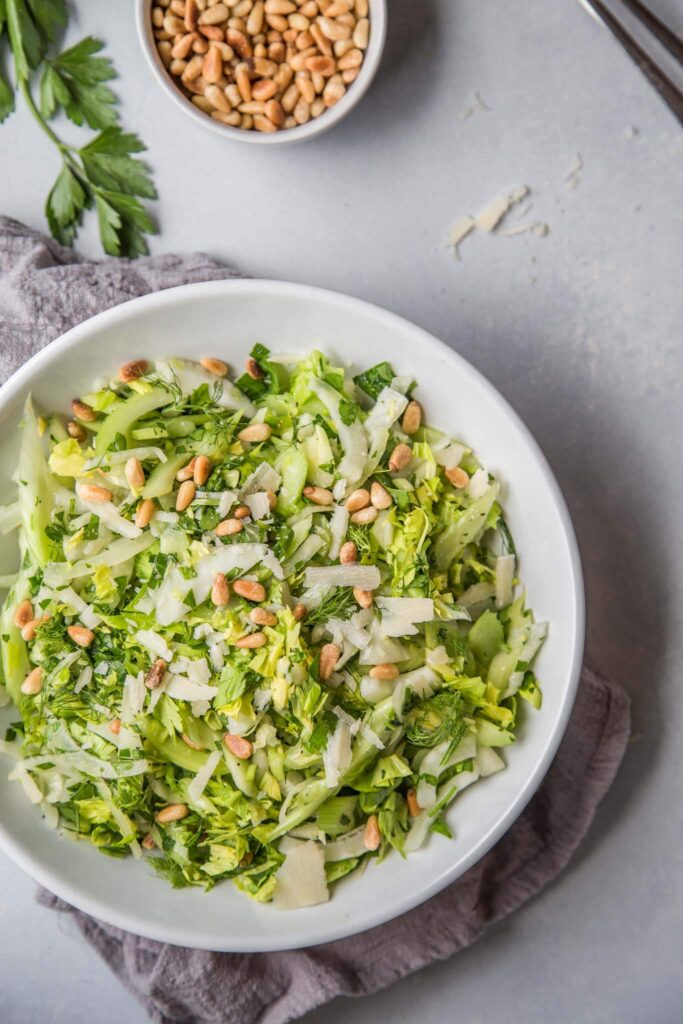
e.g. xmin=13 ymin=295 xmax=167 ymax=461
xmin=73 ymin=665 xmax=92 ymax=693
xmin=495 ymin=554 xmax=516 ymax=608
xmin=134 ymin=629 xmax=173 ymax=662
xmin=376 ymin=597 xmax=434 ymax=637
xmin=328 ymin=504 xmax=349 ymax=560
xmin=244 ymin=491 xmax=272 ymax=521
xmin=468 ymin=468 xmax=489 ymax=499
xmin=304 ymin=564 xmax=380 ymax=591
xmin=121 ymin=672 xmax=146 ymax=724
xmin=187 ymin=750 xmax=222 ymax=803
xmin=460 ymin=581 xmax=496 ymax=608
xmin=46 ymin=585 xmax=101 ymax=629
xmin=322 ymin=716 xmax=352 ymax=787
xmin=218 ymin=490 xmax=238 ymax=517
xmin=239 ymin=463 xmax=281 ymax=498
xmin=359 ymin=626 xmax=408 ymax=665
xmin=165 ymin=676 xmax=218 ymax=701
xmin=476 ymin=185 xmax=529 ymax=232
xmin=434 ymin=442 xmax=468 ymax=470
xmin=448 ymin=216 xmax=475 ymax=258
xmin=273 ymin=841 xmax=329 ymax=910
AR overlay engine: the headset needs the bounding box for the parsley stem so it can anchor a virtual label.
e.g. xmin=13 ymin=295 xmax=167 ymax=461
xmin=18 ymin=77 xmax=71 ymax=157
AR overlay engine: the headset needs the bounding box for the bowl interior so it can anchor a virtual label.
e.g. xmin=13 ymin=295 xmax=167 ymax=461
xmin=136 ymin=0 xmax=388 ymax=145
xmin=0 ymin=281 xmax=583 ymax=951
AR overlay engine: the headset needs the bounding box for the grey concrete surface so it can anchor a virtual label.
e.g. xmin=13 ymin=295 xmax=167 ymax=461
xmin=0 ymin=1 xmax=681 ymax=1022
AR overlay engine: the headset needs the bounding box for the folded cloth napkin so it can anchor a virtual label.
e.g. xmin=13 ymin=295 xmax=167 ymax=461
xmin=1 ymin=217 xmax=631 ymax=1024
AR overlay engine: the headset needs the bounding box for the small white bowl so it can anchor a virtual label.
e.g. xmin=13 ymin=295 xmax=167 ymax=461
xmin=0 ymin=280 xmax=584 ymax=952
xmin=135 ymin=0 xmax=387 ymax=145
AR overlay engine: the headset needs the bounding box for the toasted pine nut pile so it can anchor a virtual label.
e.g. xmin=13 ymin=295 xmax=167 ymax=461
xmin=152 ymin=0 xmax=370 ymax=133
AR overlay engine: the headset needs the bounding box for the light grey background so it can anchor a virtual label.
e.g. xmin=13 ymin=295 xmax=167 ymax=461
xmin=1 ymin=1 xmax=682 ymax=1022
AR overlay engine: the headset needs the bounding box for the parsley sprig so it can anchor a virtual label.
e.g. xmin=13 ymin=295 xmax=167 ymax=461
xmin=0 ymin=1 xmax=157 ymax=257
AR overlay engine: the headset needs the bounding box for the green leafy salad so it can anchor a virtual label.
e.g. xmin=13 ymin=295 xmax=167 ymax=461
xmin=0 ymin=348 xmax=547 ymax=909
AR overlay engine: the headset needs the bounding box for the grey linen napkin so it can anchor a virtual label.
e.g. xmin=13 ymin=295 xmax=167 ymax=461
xmin=0 ymin=217 xmax=631 ymax=1024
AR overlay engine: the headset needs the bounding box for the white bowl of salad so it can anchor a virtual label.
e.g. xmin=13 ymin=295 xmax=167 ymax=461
xmin=0 ymin=280 xmax=584 ymax=951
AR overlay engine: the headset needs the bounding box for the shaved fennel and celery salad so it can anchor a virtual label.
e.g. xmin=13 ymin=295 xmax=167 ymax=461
xmin=0 ymin=348 xmax=546 ymax=909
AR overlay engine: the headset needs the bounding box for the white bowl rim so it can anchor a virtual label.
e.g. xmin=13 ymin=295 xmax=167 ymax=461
xmin=134 ymin=0 xmax=388 ymax=145
xmin=0 ymin=279 xmax=585 ymax=950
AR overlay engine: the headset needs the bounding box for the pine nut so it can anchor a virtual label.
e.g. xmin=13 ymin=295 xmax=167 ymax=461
xmin=353 ymin=587 xmax=373 ymax=608
xmin=364 ymin=814 xmax=381 ymax=850
xmin=355 ymin=0 xmax=368 ymax=17
xmin=337 ymin=46 xmax=362 ymax=70
xmin=406 ymin=788 xmax=421 ymax=817
xmin=323 ymin=75 xmax=345 ymax=106
xmin=350 ymin=505 xmax=377 ymax=525
xmin=296 ymin=29 xmax=314 ymax=49
xmin=353 ymin=16 xmax=368 ymax=48
xmin=233 ymin=504 xmax=251 ymax=519
xmin=163 ymin=14 xmax=186 ymax=33
xmin=309 ymin=21 xmax=332 ymax=55
xmin=21 ymin=615 xmax=49 ymax=642
xmin=67 ymin=624 xmax=95 ymax=648
xmin=345 ymin=487 xmax=370 ymax=512
xmin=319 ymin=642 xmax=340 ymax=680
xmin=203 ymin=43 xmax=223 ymax=81
xmin=135 ymin=498 xmax=156 ymax=528
xmin=20 ymin=666 xmax=43 ymax=696
xmin=176 ymin=456 xmax=197 ymax=482
xmin=204 ymin=83 xmax=231 ymax=110
xmin=192 ymin=38 xmax=209 ymax=53
xmin=266 ymin=12 xmax=288 ymax=30
xmin=119 ymin=359 xmax=148 ymax=382
xmin=211 ymin=572 xmax=230 ymax=606
xmin=172 ymin=32 xmax=195 ymax=58
xmin=290 ymin=14 xmax=310 ymax=31
xmin=250 ymin=607 xmax=277 ymax=626
xmin=67 ymin=420 xmax=87 ymax=441
xmin=339 ymin=540 xmax=357 ymax=564
xmin=71 ymin=399 xmax=96 ymax=422
xmin=334 ymin=37 xmax=354 ymax=57
xmin=109 ymin=718 xmax=121 ymax=735
xmin=215 ymin=517 xmax=243 ymax=536
xmin=233 ymin=0 xmax=253 ymax=16
xmin=253 ymin=56 xmax=277 ymax=75
xmin=183 ymin=53 xmax=205 ymax=80
xmin=156 ymin=803 xmax=189 ymax=823
xmin=240 ymin=101 xmax=266 ymax=115
xmin=290 ymin=45 xmax=316 ymax=71
xmin=370 ymin=481 xmax=392 ymax=509
xmin=227 ymin=27 xmax=253 ymax=57
xmin=78 ymin=483 xmax=113 ymax=503
xmin=185 ymin=0 xmax=199 ymax=30
xmin=200 ymin=356 xmax=229 ymax=376
xmin=311 ymin=96 xmax=325 ymax=116
xmin=233 ymin=578 xmax=266 ymax=602
xmin=400 ymin=400 xmax=421 ymax=436
xmin=142 ymin=832 xmax=156 ymax=850
xmin=194 ymin=94 xmax=215 ymax=115
xmin=238 ymin=422 xmax=271 ymax=442
xmin=305 ymin=55 xmax=335 ymax=76
xmin=125 ymin=456 xmax=145 ymax=490
xmin=296 ymin=72 xmax=315 ymax=102
xmin=293 ymin=602 xmax=307 ymax=621
xmin=300 ymin=1 xmax=318 ymax=15
xmin=235 ymin=631 xmax=267 ymax=648
xmin=265 ymin=0 xmax=295 ymax=12
xmin=246 ymin=356 xmax=264 ymax=379
xmin=145 ymin=659 xmax=167 ymax=690
xmin=318 ymin=15 xmax=351 ymax=40
xmin=13 ymin=600 xmax=34 ymax=629
xmin=193 ymin=454 xmax=211 ymax=485
xmin=294 ymin=96 xmax=309 ymax=121
xmin=247 ymin=0 xmax=264 ymax=34
xmin=445 ymin=466 xmax=470 ymax=489
xmin=281 ymin=82 xmax=300 ymax=111
xmin=388 ymin=443 xmax=412 ymax=472
xmin=153 ymin=6 xmax=165 ymax=27
xmin=223 ymin=733 xmax=254 ymax=758
xmin=198 ymin=24 xmax=223 ymax=39
xmin=312 ymin=71 xmax=325 ymax=93
xmin=213 ymin=109 xmax=242 ymax=125
xmin=303 ymin=485 xmax=333 ymax=505
xmin=265 ymin=98 xmax=285 ymax=125
xmin=170 ymin=57 xmax=188 ymax=74
xmin=199 ymin=3 xmax=229 ymax=25
xmin=252 ymin=78 xmax=278 ymax=100
xmin=342 ymin=67 xmax=359 ymax=84
xmin=176 ymin=479 xmax=196 ymax=511
xmin=266 ymin=489 xmax=277 ymax=509
xmin=369 ymin=663 xmax=399 ymax=681
xmin=269 ymin=41 xmax=286 ymax=61
xmin=226 ymin=82 xmax=241 ymax=105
